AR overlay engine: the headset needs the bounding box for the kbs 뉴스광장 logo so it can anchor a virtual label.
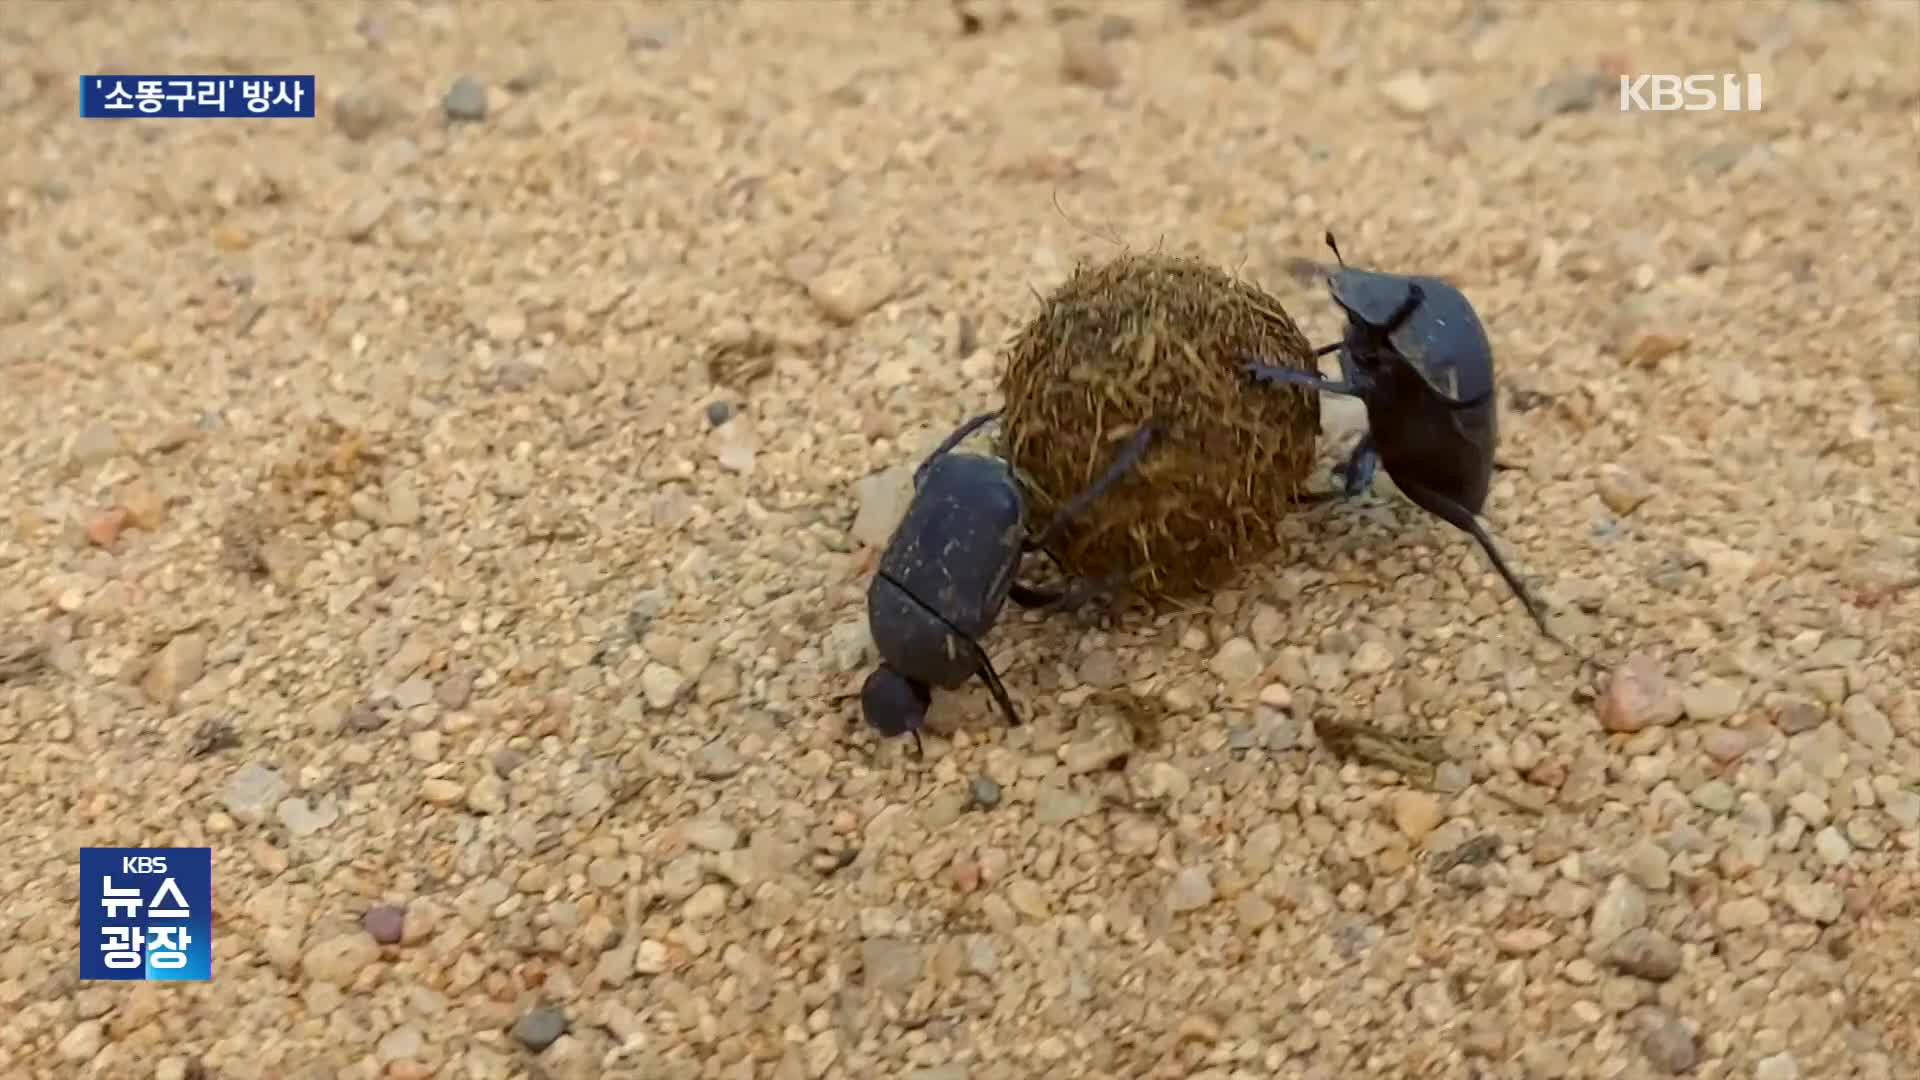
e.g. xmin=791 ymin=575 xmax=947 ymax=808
xmin=79 ymin=847 xmax=212 ymax=981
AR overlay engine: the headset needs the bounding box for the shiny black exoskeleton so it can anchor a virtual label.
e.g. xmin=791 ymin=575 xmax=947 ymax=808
xmin=861 ymin=409 xmax=1156 ymax=752
xmin=1242 ymin=232 xmax=1562 ymax=645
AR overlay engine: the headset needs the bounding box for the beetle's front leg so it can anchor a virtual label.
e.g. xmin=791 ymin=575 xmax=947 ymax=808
xmin=1240 ymin=354 xmax=1362 ymax=397
xmin=1331 ymin=432 xmax=1379 ymax=497
xmin=1008 ymin=570 xmax=1126 ymax=615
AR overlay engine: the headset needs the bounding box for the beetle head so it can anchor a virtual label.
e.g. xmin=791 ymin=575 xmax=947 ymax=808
xmin=1322 ymin=232 xmax=1494 ymax=404
xmin=861 ymin=665 xmax=932 ymax=754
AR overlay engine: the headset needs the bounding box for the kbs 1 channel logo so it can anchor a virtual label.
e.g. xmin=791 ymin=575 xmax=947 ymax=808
xmin=1619 ymin=73 xmax=1764 ymax=113
xmin=79 ymin=848 xmax=213 ymax=982
xmin=79 ymin=75 xmax=316 ymax=118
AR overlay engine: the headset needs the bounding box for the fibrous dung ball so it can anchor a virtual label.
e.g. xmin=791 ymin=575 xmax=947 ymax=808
xmin=1000 ymin=251 xmax=1321 ymax=599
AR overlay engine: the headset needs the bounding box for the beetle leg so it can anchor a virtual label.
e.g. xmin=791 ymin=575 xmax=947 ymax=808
xmin=1332 ymin=432 xmax=1380 ymax=497
xmin=1239 ymin=357 xmax=1362 ymax=397
xmin=1007 ymin=582 xmax=1062 ymax=609
xmin=1393 ymin=478 xmax=1569 ymax=650
xmin=963 ymin=640 xmax=1023 ymax=727
xmin=1292 ymin=444 xmax=1375 ymax=504
xmin=1027 ymin=424 xmax=1158 ymax=552
xmin=914 ymin=408 xmax=1004 ymax=487
xmin=1009 ymin=570 xmax=1125 ymax=614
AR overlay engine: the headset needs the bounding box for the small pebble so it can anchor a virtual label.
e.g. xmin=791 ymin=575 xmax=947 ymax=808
xmin=1006 ymin=879 xmax=1050 ymax=920
xmin=1166 ymin=866 xmax=1214 ymax=912
xmin=1783 ymin=879 xmax=1841 ymax=924
xmin=1632 ymin=1007 xmax=1698 ymax=1075
xmin=1682 ymin=678 xmax=1743 ymax=722
xmin=1594 ymin=463 xmax=1652 ymax=515
xmin=58 ymin=1020 xmax=104 ymax=1063
xmin=1623 ymin=840 xmax=1672 ymax=891
xmin=1391 ymin=791 xmax=1442 ymax=842
xmin=1589 ymin=877 xmax=1648 ymax=948
xmin=704 ymin=400 xmax=735 ymax=427
xmin=1380 ymin=71 xmax=1437 ymax=115
xmin=375 ymin=1024 xmax=424 ymax=1065
xmin=1701 ymin=726 xmax=1752 ymax=763
xmin=510 ymin=1006 xmax=568 ymax=1052
xmin=1717 ymin=897 xmax=1770 ymax=930
xmin=806 ymin=261 xmax=894 ymax=324
xmin=224 ymin=762 xmax=287 ymax=824
xmin=641 ymin=663 xmax=686 ymax=710
xmin=1842 ymin=694 xmax=1893 ymax=750
xmin=339 ymin=194 xmax=390 ymax=242
xmin=85 ymin=507 xmax=129 ymax=547
xmin=334 ymin=88 xmax=390 ymax=140
xmin=144 ymin=633 xmax=209 ymax=706
xmin=66 ymin=422 xmax=123 ymax=468
xmin=444 ymin=75 xmax=488 ymax=122
xmin=1691 ymin=780 xmax=1735 ymax=813
xmin=1208 ymin=637 xmax=1263 ymax=690
xmin=1349 ymin=640 xmax=1395 ymax=675
xmin=969 ymin=776 xmax=1002 ymax=810
xmin=1060 ymin=25 xmax=1120 ymax=88
xmin=436 ymin=671 xmax=474 ymax=709
xmin=693 ymin=742 xmax=743 ymax=780
xmin=363 ymin=905 xmax=406 ymax=945
xmin=303 ymin=932 xmax=380 ymax=986
xmin=1814 ymin=827 xmax=1851 ymax=866
xmin=1756 ymin=1051 xmax=1800 ymax=1080
xmin=1607 ymin=928 xmax=1682 ymax=981
xmin=1776 ymin=696 xmax=1824 ymax=734
xmin=420 ymin=778 xmax=464 ymax=806
xmin=276 ymin=796 xmax=338 ymax=837
xmin=1538 ymin=71 xmax=1613 ymax=116
xmin=684 ymin=817 xmax=740 ymax=853
xmin=1600 ymin=652 xmax=1682 ymax=732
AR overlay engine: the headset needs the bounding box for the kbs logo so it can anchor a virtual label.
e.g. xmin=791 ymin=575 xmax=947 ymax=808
xmin=1619 ymin=74 xmax=1763 ymax=112
xmin=79 ymin=847 xmax=213 ymax=981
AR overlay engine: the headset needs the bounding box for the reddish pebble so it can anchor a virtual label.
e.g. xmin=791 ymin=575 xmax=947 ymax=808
xmin=950 ymin=859 xmax=981 ymax=894
xmin=120 ymin=482 xmax=168 ymax=529
xmin=1702 ymin=726 xmax=1753 ymax=764
xmin=85 ymin=507 xmax=130 ymax=547
xmin=363 ymin=904 xmax=406 ymax=945
xmin=1526 ymin=759 xmax=1569 ymax=789
xmin=1599 ymin=651 xmax=1681 ymax=733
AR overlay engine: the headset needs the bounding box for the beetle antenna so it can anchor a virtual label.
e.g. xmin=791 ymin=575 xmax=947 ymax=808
xmin=1324 ymin=231 xmax=1345 ymax=267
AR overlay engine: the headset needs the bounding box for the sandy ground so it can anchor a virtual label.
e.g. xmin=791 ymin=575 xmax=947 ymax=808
xmin=2 ymin=1 xmax=1918 ymax=1077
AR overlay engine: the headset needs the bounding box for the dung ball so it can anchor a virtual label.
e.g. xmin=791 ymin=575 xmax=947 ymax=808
xmin=999 ymin=251 xmax=1321 ymax=599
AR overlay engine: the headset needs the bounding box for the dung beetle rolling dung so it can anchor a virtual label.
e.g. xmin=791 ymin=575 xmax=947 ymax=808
xmin=1241 ymin=232 xmax=1570 ymax=649
xmin=861 ymin=408 xmax=1157 ymax=753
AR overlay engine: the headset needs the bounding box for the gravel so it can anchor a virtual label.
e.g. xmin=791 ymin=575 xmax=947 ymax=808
xmin=3 ymin=3 xmax=1915 ymax=1078
xmin=442 ymin=75 xmax=488 ymax=122
xmin=509 ymin=1005 xmax=568 ymax=1052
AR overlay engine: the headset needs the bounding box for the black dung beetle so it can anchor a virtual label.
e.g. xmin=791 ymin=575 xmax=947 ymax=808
xmin=861 ymin=409 xmax=1157 ymax=753
xmin=1242 ymin=232 xmax=1567 ymax=648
